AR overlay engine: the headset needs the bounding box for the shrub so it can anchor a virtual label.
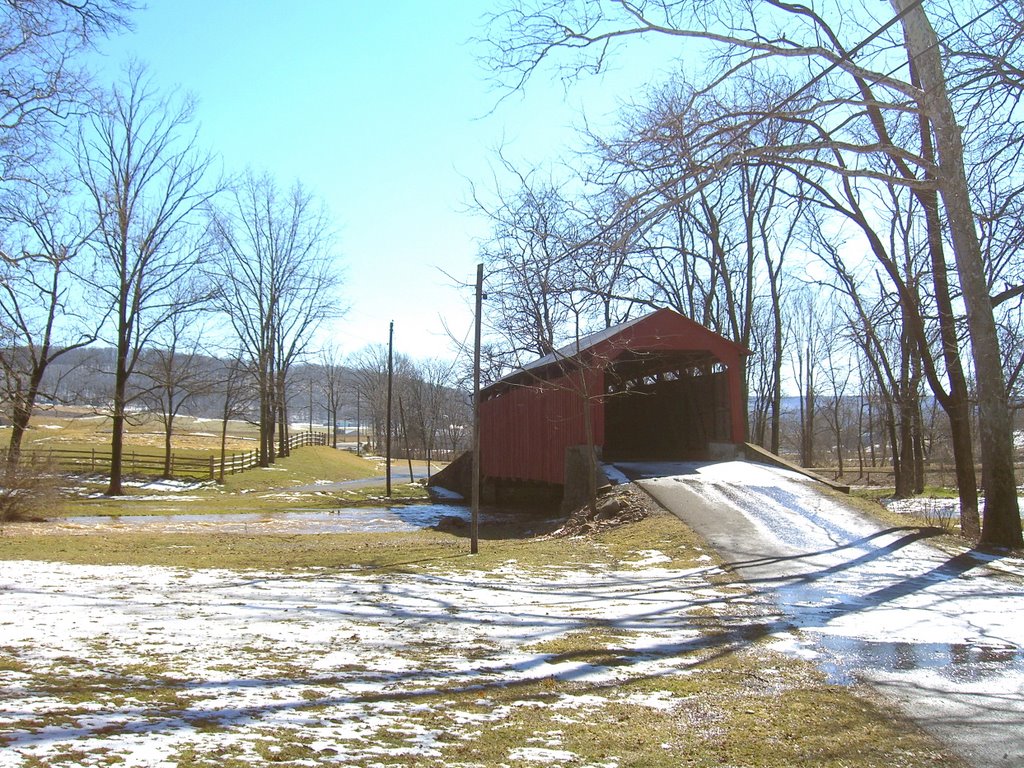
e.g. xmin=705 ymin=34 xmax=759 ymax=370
xmin=0 ymin=463 xmax=61 ymax=522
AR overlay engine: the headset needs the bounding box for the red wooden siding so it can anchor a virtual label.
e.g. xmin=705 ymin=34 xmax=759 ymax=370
xmin=480 ymin=308 xmax=749 ymax=486
xmin=481 ymin=369 xmax=604 ymax=485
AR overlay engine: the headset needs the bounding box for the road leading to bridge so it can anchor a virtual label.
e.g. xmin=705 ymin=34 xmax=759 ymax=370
xmin=617 ymin=460 xmax=1024 ymax=768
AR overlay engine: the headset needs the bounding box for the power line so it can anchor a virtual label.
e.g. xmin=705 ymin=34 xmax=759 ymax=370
xmin=786 ymin=0 xmax=1006 ymax=121
xmin=761 ymin=0 xmax=928 ymax=119
xmin=698 ymin=0 xmax=1007 ymax=150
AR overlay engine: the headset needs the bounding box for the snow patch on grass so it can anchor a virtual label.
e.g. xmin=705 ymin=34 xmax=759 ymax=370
xmin=509 ymin=746 xmax=580 ymax=763
xmin=103 ymin=494 xmax=204 ymax=502
xmin=428 ymin=485 xmax=464 ymax=501
xmin=0 ymin=555 xmax=726 ymax=766
xmin=124 ymin=478 xmax=211 ymax=493
xmin=627 ymin=549 xmax=672 ymax=567
xmin=881 ymin=495 xmax=1024 ymax=543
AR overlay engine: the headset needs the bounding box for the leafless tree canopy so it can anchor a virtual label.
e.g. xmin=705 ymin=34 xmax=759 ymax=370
xmin=79 ymin=62 xmax=218 ymax=495
xmin=479 ymin=0 xmax=1023 ymax=546
xmin=209 ymin=170 xmax=343 ymax=466
xmin=0 ymin=2 xmax=380 ymax=496
xmin=0 ymin=0 xmax=133 ymax=179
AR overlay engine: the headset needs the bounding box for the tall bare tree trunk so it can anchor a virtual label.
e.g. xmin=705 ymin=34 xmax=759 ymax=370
xmin=896 ymin=397 xmax=915 ymax=499
xmin=220 ymin=415 xmax=229 ymax=483
xmin=163 ymin=414 xmax=174 ymax=479
xmin=800 ymin=343 xmax=816 ymax=468
xmin=259 ymin=375 xmax=273 ymax=467
xmin=768 ymin=264 xmax=784 ymax=455
xmin=6 ymin=366 xmax=46 ymax=469
xmin=893 ymin=0 xmax=1021 ymax=548
xmin=915 ymin=106 xmax=981 ymax=537
xmin=107 ymin=296 xmax=130 ymax=496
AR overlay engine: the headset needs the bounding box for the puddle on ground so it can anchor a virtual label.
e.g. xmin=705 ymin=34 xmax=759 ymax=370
xmin=776 ymin=572 xmax=1024 ymax=685
xmin=816 ymin=636 xmax=1024 ymax=684
xmin=23 ymin=505 xmax=563 ymax=536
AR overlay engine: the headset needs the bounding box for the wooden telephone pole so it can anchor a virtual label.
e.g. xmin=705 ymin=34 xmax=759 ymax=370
xmin=471 ymin=264 xmax=483 ymax=554
xmin=386 ymin=320 xmax=394 ymax=497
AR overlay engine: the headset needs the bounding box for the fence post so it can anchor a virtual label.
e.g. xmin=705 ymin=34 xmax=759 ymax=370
xmin=209 ymin=455 xmax=215 ymax=480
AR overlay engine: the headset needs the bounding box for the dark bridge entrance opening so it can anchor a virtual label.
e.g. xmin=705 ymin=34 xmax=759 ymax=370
xmin=603 ymin=350 xmax=733 ymax=462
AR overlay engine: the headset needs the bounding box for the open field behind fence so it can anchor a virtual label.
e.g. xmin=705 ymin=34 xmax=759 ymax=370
xmin=3 ymin=430 xmax=329 ymax=481
xmin=807 ymin=462 xmax=1024 ymax=487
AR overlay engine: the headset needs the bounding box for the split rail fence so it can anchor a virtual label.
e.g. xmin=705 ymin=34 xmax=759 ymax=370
xmin=806 ymin=462 xmax=1024 ymax=487
xmin=4 ymin=430 xmax=329 ymax=482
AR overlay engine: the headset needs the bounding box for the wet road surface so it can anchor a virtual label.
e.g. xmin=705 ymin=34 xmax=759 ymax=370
xmin=620 ymin=460 xmax=1024 ymax=768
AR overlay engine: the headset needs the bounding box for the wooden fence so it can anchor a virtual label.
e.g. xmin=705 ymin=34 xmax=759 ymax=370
xmin=806 ymin=462 xmax=1024 ymax=487
xmin=376 ymin=447 xmax=459 ymax=462
xmin=6 ymin=430 xmax=329 ymax=482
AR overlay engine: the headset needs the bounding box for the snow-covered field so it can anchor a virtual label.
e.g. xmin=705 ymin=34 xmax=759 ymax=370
xmin=0 ymin=555 xmax=743 ymax=767
xmin=883 ymin=494 xmax=1024 ymax=533
xmin=3 ymin=460 xmax=1022 ymax=766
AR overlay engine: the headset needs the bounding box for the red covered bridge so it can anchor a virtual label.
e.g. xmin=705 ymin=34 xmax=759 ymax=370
xmin=478 ymin=307 xmax=749 ymax=502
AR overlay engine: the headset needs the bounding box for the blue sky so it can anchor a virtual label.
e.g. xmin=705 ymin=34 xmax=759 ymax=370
xmin=89 ymin=1 xmax=680 ymax=363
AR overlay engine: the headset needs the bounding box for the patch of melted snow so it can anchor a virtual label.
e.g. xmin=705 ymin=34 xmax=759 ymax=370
xmin=0 ymin=555 xmax=725 ymax=767
xmin=508 ymin=747 xmax=579 ymax=763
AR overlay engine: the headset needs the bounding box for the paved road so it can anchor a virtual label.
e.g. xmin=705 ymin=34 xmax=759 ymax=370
xmin=619 ymin=460 xmax=1024 ymax=768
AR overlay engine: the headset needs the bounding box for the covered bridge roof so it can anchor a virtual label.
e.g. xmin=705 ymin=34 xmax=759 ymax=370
xmin=483 ymin=307 xmax=749 ymax=399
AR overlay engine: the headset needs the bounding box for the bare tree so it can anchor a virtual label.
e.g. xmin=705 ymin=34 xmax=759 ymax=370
xmin=486 ymin=0 xmax=1021 ymax=547
xmin=789 ymin=287 xmax=822 ymax=468
xmin=0 ymin=0 xmax=134 ymax=187
xmin=79 ymin=63 xmax=218 ymax=495
xmin=216 ymin=352 xmax=253 ymax=482
xmin=320 ymin=346 xmax=346 ymax=449
xmin=818 ymin=307 xmax=855 ymax=478
xmin=793 ymin=155 xmax=977 ymax=525
xmin=0 ymin=0 xmax=131 ymax=467
xmin=137 ymin=306 xmax=215 ymax=478
xmin=438 ymin=386 xmax=470 ymax=457
xmin=0 ymin=177 xmax=100 ymax=466
xmin=407 ymin=357 xmax=459 ymax=475
xmin=474 ymin=164 xmax=582 ymax=361
xmin=210 ymin=170 xmax=343 ymax=465
xmin=808 ymin=205 xmax=925 ymax=499
xmin=349 ymin=345 xmax=414 ymax=455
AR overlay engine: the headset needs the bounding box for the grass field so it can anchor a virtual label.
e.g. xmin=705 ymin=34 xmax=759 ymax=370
xmin=12 ymin=405 xmax=265 ymax=452
xmin=0 ymin=507 xmax=963 ymax=768
xmin=1 ymin=405 xmax=425 ymax=517
xmin=0 ymin=411 xmax=970 ymax=766
xmin=53 ymin=444 xmax=428 ymax=517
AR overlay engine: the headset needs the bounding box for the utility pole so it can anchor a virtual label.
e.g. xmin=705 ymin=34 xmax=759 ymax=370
xmin=356 ymin=390 xmax=361 ymax=455
xmin=471 ymin=263 xmax=483 ymax=554
xmin=386 ymin=320 xmax=394 ymax=497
